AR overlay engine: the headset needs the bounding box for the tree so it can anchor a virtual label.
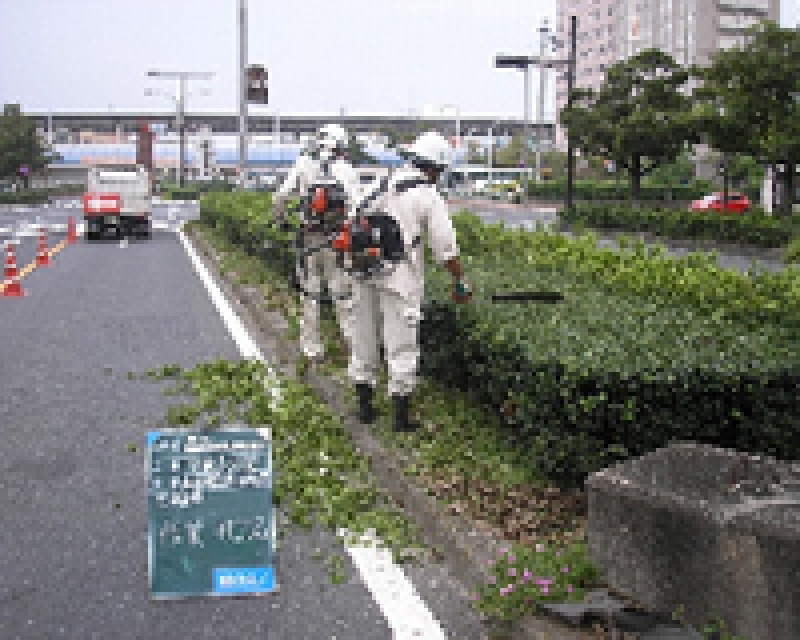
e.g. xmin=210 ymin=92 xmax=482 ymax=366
xmin=559 ymin=49 xmax=696 ymax=202
xmin=690 ymin=21 xmax=799 ymax=216
xmin=493 ymin=133 xmax=525 ymax=168
xmin=0 ymin=103 xmax=60 ymax=188
xmin=344 ymin=135 xmax=380 ymax=167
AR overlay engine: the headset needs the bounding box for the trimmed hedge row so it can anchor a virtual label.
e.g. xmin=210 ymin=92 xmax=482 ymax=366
xmin=560 ymin=202 xmax=800 ymax=249
xmin=524 ymin=178 xmax=760 ymax=203
xmin=199 ymin=193 xmax=800 ymax=489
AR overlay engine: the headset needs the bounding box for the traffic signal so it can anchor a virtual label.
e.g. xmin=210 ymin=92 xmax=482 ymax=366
xmin=247 ymin=65 xmax=268 ymax=105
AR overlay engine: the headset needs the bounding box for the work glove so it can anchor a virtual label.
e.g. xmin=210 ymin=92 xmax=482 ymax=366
xmin=452 ymin=278 xmax=472 ymax=304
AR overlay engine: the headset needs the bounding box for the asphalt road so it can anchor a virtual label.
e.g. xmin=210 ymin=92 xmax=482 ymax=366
xmin=0 ymin=214 xmax=485 ymax=640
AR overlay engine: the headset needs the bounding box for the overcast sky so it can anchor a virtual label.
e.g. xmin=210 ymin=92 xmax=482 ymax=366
xmin=1 ymin=0 xmax=797 ymax=121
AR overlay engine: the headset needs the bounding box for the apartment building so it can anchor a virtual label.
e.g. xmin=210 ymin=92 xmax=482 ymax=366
xmin=552 ymin=0 xmax=780 ymax=151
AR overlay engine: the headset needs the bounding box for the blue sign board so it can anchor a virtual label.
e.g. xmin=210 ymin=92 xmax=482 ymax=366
xmin=146 ymin=427 xmax=277 ymax=600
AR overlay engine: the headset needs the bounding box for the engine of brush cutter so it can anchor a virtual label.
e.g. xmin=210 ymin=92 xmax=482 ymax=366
xmin=331 ymin=212 xmax=412 ymax=279
xmin=301 ymin=180 xmax=349 ymax=234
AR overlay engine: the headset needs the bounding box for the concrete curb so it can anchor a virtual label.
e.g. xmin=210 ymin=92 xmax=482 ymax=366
xmin=181 ymin=224 xmax=640 ymax=640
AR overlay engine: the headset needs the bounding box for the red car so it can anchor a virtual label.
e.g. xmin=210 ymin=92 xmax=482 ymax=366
xmin=689 ymin=192 xmax=751 ymax=214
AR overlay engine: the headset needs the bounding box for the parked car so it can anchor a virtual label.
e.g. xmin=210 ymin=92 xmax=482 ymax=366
xmin=689 ymin=192 xmax=750 ymax=214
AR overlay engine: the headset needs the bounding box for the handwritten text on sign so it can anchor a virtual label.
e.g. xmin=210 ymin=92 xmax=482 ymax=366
xmin=147 ymin=428 xmax=277 ymax=599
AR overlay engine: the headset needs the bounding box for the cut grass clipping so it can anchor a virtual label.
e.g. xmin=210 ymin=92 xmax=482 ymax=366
xmin=134 ymin=360 xmax=427 ymax=586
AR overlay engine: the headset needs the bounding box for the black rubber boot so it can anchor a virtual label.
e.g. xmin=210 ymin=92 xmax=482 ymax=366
xmin=356 ymin=383 xmax=376 ymax=424
xmin=392 ymin=395 xmax=420 ymax=433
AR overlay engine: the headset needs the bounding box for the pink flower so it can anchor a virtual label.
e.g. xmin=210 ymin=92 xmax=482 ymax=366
xmin=469 ymin=593 xmax=479 ymax=601
xmin=497 ymin=547 xmax=509 ymax=556
xmin=535 ymin=578 xmax=553 ymax=586
xmin=562 ymin=566 xmax=570 ymax=573
xmin=487 ymin=559 xmax=495 ymax=566
xmin=535 ymin=544 xmax=545 ymax=552
xmin=506 ymin=584 xmax=515 ymax=593
xmin=508 ymin=568 xmax=517 ymax=577
xmin=523 ymin=570 xmax=532 ymax=580
xmin=499 ymin=587 xmax=508 ymax=596
xmin=556 ymin=551 xmax=562 ymax=557
xmin=567 ymin=585 xmax=574 ymax=594
xmin=488 ymin=575 xmax=496 ymax=584
xmin=507 ymin=554 xmax=516 ymax=563
xmin=541 ymin=586 xmax=550 ymax=595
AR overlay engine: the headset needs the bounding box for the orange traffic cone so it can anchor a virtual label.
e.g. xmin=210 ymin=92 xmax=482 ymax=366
xmin=36 ymin=227 xmax=51 ymax=267
xmin=67 ymin=216 xmax=78 ymax=244
xmin=5 ymin=242 xmax=18 ymax=279
xmin=2 ymin=242 xmax=26 ymax=297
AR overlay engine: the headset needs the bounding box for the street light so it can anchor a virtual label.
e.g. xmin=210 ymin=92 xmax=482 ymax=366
xmin=716 ymin=97 xmax=728 ymax=212
xmin=495 ymin=54 xmax=533 ymax=188
xmin=495 ymin=20 xmax=573 ymax=201
xmin=146 ymin=70 xmax=214 ymax=188
xmin=535 ymin=18 xmax=559 ymax=183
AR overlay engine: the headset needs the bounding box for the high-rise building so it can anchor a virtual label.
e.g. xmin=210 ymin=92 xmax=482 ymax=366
xmin=553 ymin=0 xmax=780 ymax=151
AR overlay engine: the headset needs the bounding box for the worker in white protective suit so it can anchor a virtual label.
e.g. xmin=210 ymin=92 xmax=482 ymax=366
xmin=273 ymin=124 xmax=359 ymax=362
xmin=345 ymin=131 xmax=471 ymax=432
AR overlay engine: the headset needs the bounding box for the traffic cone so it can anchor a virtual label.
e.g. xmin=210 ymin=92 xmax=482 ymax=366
xmin=67 ymin=216 xmax=77 ymax=244
xmin=36 ymin=227 xmax=51 ymax=267
xmin=2 ymin=242 xmax=26 ymax=297
xmin=5 ymin=242 xmax=18 ymax=279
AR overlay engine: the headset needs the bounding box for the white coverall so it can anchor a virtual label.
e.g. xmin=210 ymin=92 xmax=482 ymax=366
xmin=347 ymin=165 xmax=460 ymax=397
xmin=272 ymin=154 xmax=360 ymax=359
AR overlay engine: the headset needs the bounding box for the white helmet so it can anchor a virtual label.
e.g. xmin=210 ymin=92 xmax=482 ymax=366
xmin=405 ymin=131 xmax=452 ymax=170
xmin=317 ymin=123 xmax=348 ymax=161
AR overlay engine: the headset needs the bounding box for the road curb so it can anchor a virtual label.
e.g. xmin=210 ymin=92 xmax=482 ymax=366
xmin=181 ymin=224 xmax=645 ymax=640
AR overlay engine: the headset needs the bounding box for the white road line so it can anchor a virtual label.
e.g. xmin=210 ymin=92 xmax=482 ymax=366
xmin=176 ymin=228 xmax=281 ymax=406
xmin=176 ymin=227 xmax=447 ymax=639
xmin=339 ymin=529 xmax=447 ymax=640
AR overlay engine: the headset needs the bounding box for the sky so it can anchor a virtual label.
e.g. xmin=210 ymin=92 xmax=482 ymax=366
xmin=1 ymin=0 xmax=797 ymax=123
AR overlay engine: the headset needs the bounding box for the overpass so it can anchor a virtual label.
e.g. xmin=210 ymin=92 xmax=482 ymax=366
xmin=27 ymin=109 xmax=554 ymax=145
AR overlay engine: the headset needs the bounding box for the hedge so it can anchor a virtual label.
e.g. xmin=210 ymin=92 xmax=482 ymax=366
xmin=524 ymin=178 xmax=760 ymax=203
xmin=198 ymin=193 xmax=800 ymax=489
xmin=559 ymin=202 xmax=800 ymax=249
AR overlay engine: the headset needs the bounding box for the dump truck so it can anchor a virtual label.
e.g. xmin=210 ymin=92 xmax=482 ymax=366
xmin=83 ymin=165 xmax=152 ymax=240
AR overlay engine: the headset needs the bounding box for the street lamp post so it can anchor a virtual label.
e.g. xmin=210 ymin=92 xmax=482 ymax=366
xmin=536 ymin=17 xmax=557 ymax=183
xmin=146 ymin=70 xmax=214 ymax=188
xmin=239 ymin=0 xmax=247 ymax=188
xmin=716 ymin=98 xmax=728 ymax=213
xmin=494 ymin=55 xmax=534 ymax=198
xmin=497 ymin=16 xmax=576 ymax=210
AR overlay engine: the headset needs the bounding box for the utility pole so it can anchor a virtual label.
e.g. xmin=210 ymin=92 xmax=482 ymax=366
xmin=536 ymin=18 xmax=551 ymax=183
xmin=523 ymin=68 xmax=530 ymax=175
xmin=238 ymin=0 xmax=248 ymax=188
xmin=566 ymin=16 xmax=576 ymax=217
xmin=146 ymin=70 xmax=214 ymax=188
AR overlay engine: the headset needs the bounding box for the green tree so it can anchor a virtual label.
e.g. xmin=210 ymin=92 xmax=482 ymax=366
xmin=643 ymin=147 xmax=696 ymax=185
xmin=689 ymin=20 xmax=799 ymax=216
xmin=493 ymin=133 xmax=525 ymax=168
xmin=0 ymin=103 xmax=61 ymax=188
xmin=559 ymin=49 xmax=696 ymax=202
xmin=344 ymin=135 xmax=380 ymax=166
